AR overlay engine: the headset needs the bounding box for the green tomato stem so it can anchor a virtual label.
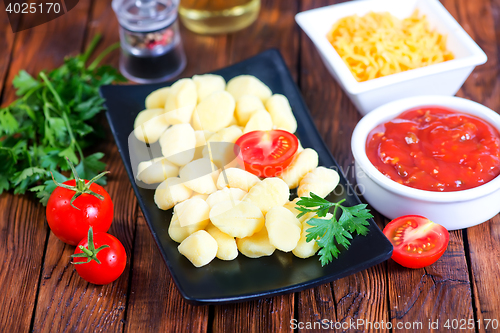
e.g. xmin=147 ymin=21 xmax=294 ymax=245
xmin=71 ymin=227 xmax=110 ymax=265
xmin=79 ymin=245 xmax=93 ymax=257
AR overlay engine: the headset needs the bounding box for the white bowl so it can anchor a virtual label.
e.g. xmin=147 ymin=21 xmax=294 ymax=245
xmin=296 ymin=0 xmax=487 ymax=115
xmin=351 ymin=96 xmax=500 ymax=230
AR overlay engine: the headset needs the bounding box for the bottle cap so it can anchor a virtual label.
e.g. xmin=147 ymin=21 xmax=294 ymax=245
xmin=112 ymin=0 xmax=178 ymax=32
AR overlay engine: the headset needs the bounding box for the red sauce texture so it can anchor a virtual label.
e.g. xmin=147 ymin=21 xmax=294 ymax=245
xmin=366 ymin=107 xmax=500 ymax=191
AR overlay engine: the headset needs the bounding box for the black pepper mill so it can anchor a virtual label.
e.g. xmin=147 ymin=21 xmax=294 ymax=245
xmin=112 ymin=0 xmax=186 ymax=83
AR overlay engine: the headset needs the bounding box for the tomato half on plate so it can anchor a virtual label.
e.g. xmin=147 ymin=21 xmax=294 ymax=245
xmin=235 ymin=130 xmax=299 ymax=178
xmin=383 ymin=215 xmax=449 ymax=269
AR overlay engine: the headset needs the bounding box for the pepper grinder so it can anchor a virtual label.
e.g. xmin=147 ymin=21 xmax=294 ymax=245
xmin=112 ymin=0 xmax=186 ymax=83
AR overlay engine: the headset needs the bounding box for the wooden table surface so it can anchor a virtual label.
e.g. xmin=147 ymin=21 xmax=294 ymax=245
xmin=1 ymin=0 xmax=500 ymax=332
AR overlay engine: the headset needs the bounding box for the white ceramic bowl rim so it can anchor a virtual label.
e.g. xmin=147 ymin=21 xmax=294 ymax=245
xmin=352 ymin=96 xmax=500 ymax=203
xmin=295 ymin=0 xmax=487 ymax=95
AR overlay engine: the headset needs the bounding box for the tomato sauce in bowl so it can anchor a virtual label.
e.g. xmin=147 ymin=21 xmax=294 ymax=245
xmin=366 ymin=107 xmax=500 ymax=192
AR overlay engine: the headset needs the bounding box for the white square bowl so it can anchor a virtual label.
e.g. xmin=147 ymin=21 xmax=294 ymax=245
xmin=296 ymin=0 xmax=487 ymax=115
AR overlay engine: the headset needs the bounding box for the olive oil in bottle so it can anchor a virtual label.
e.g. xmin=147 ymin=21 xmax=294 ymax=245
xmin=179 ymin=0 xmax=260 ymax=34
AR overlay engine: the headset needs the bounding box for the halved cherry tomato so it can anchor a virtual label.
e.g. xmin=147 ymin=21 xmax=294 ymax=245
xmin=383 ymin=215 xmax=449 ymax=268
xmin=234 ymin=130 xmax=299 ymax=177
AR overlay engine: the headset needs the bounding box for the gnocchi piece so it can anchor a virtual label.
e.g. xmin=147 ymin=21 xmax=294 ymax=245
xmin=209 ymin=200 xmax=265 ymax=238
xmin=154 ymin=177 xmax=192 ymax=210
xmin=206 ymin=125 xmax=243 ymax=144
xmin=164 ymin=78 xmax=198 ymax=125
xmin=145 ymin=87 xmax=170 ymax=109
xmin=265 ymin=94 xmax=297 ymax=133
xmin=236 ymin=227 xmax=275 ymax=258
xmin=206 ymin=187 xmax=247 ymax=208
xmin=202 ymin=126 xmax=243 ymax=168
xmin=168 ymin=213 xmax=207 ymax=243
xmin=292 ymin=219 xmax=320 ymax=259
xmin=243 ymin=177 xmax=289 ymax=215
xmin=228 ymin=117 xmax=238 ymax=126
xmin=133 ymin=108 xmax=169 ymax=143
xmin=168 ymin=213 xmax=190 ymax=243
xmin=179 ymin=158 xmax=219 ymax=194
xmin=194 ymin=130 xmax=214 ymax=160
xmin=178 ymin=230 xmax=218 ymax=267
xmin=278 ymin=148 xmax=319 ymax=189
xmin=216 ymin=168 xmax=260 ymax=192
xmin=192 ymin=74 xmax=226 ymax=102
xmin=235 ymin=95 xmax=265 ymax=126
xmin=298 ymin=166 xmax=340 ymax=198
xmin=159 ymin=123 xmax=196 ymax=166
xmin=136 ymin=157 xmax=179 ymax=184
xmin=191 ymin=193 xmax=209 ymax=201
xmin=192 ymin=91 xmax=235 ymax=132
xmin=283 ymin=198 xmax=316 ymax=224
xmin=195 ymin=130 xmax=214 ymax=147
xmin=226 ymin=75 xmax=272 ymax=102
xmin=243 ymin=109 xmax=273 ymax=133
xmin=206 ymin=223 xmax=238 ymax=260
xmin=297 ymin=138 xmax=304 ymax=153
xmin=265 ymin=206 xmax=301 ymax=252
xmin=174 ymin=197 xmax=210 ymax=228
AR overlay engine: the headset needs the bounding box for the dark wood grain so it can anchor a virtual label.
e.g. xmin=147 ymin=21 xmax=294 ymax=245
xmin=1 ymin=0 xmax=500 ymax=331
xmin=442 ymin=0 xmax=499 ymax=108
xmin=0 ymin=1 xmax=94 ymax=331
xmin=383 ymin=0 xmax=481 ymax=327
xmin=442 ymin=1 xmax=500 ymax=332
xmin=296 ymin=0 xmax=351 ymax=329
xmin=10 ymin=0 xmax=139 ymax=331
xmin=83 ymin=0 xmax=121 ymax=67
xmin=211 ymin=1 xmax=299 ymax=331
xmin=0 ymin=194 xmax=47 ymax=332
xmin=332 ymin=264 xmax=390 ymax=333
xmin=124 ymin=211 xmax=209 ymax=333
xmin=467 ymin=217 xmax=500 ymax=333
xmin=121 ymin=7 xmax=227 ymax=333
xmin=387 ymin=230 xmax=474 ymax=332
xmin=212 ymin=295 xmax=295 ymax=333
xmin=32 ymin=138 xmax=138 ymax=333
xmin=180 ymin=26 xmax=229 ymax=75
xmin=227 ymin=0 xmax=300 ymax=81
xmin=0 ymin=10 xmax=17 ymax=101
xmin=296 ymin=284 xmax=336 ymax=332
xmin=298 ymin=1 xmax=390 ymax=332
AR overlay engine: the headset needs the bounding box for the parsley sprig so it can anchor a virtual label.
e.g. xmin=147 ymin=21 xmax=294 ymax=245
xmin=296 ymin=193 xmax=373 ymax=266
xmin=0 ymin=34 xmax=126 ymax=204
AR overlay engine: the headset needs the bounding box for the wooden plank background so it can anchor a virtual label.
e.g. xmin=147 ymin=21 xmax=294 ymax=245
xmin=0 ymin=0 xmax=499 ymax=332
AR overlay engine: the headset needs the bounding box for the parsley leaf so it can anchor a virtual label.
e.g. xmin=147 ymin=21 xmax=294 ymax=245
xmin=75 ymin=153 xmax=107 ymax=185
xmin=0 ymin=109 xmax=19 ymax=135
xmin=338 ymin=204 xmax=372 ymax=235
xmin=13 ymin=70 xmax=41 ymax=96
xmin=296 ymin=193 xmax=373 ymax=266
xmin=0 ymin=175 xmax=10 ymax=194
xmin=30 ymin=171 xmax=69 ymax=205
xmin=0 ymin=34 xmax=124 ymax=204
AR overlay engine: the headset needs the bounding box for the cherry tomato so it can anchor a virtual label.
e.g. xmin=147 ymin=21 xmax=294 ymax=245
xmin=46 ymin=163 xmax=113 ymax=246
xmin=383 ymin=215 xmax=449 ymax=268
xmin=234 ymin=130 xmax=299 ymax=177
xmin=72 ymin=228 xmax=126 ymax=285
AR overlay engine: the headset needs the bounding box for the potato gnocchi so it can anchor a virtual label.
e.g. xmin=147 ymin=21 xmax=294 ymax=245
xmin=135 ymin=74 xmax=341 ymax=267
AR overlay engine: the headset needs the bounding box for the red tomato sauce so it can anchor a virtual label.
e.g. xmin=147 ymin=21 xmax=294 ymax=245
xmin=366 ymin=107 xmax=500 ymax=192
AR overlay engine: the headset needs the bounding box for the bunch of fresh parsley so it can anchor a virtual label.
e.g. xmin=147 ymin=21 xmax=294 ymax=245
xmin=296 ymin=193 xmax=373 ymax=266
xmin=0 ymin=34 xmax=126 ymax=205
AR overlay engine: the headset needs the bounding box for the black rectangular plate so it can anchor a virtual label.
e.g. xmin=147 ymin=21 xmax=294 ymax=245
xmin=101 ymin=49 xmax=393 ymax=304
